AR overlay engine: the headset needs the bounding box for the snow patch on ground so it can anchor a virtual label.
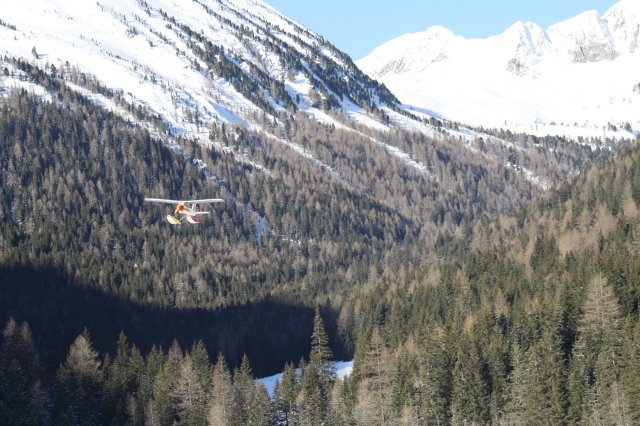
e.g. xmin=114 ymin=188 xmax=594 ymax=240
xmin=257 ymin=360 xmax=353 ymax=398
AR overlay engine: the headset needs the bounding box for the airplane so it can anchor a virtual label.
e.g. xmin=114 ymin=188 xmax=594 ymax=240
xmin=144 ymin=198 xmax=224 ymax=224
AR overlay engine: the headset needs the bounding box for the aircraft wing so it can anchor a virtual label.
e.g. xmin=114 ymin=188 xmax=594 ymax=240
xmin=145 ymin=198 xmax=224 ymax=204
xmin=183 ymin=199 xmax=225 ymax=204
xmin=144 ymin=198 xmax=182 ymax=204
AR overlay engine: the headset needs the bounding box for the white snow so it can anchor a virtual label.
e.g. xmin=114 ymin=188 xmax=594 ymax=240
xmin=334 ymin=360 xmax=354 ymax=379
xmin=0 ymin=0 xmax=367 ymax=140
xmin=0 ymin=0 xmax=428 ymax=181
xmin=357 ymin=0 xmax=640 ymax=140
xmin=257 ymin=360 xmax=353 ymax=398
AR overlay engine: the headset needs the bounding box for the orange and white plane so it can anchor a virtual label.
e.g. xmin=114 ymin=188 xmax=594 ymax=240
xmin=144 ymin=198 xmax=224 ymax=224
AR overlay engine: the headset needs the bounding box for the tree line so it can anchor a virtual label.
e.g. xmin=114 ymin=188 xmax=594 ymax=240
xmin=0 ymin=307 xmax=340 ymax=426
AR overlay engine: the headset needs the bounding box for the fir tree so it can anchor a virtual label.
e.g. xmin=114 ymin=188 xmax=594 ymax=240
xmin=569 ymin=274 xmax=623 ymax=424
xmin=416 ymin=328 xmax=451 ymax=425
xmin=298 ymin=361 xmax=326 ymax=426
xmin=231 ymin=355 xmax=253 ymax=426
xmin=249 ymin=383 xmax=273 ymax=426
xmin=103 ymin=332 xmax=143 ymax=425
xmin=149 ymin=341 xmax=182 ymax=426
xmin=0 ymin=319 xmax=49 ymax=426
xmin=274 ymin=361 xmax=297 ymax=426
xmin=310 ymin=305 xmax=336 ymax=387
xmin=207 ymin=353 xmax=234 ymax=426
xmin=173 ymin=354 xmax=208 ymax=425
xmin=450 ymin=332 xmax=490 ymax=424
xmin=55 ymin=329 xmax=103 ymax=426
xmin=622 ymin=320 xmax=640 ymax=423
xmin=354 ymin=327 xmax=392 ymax=426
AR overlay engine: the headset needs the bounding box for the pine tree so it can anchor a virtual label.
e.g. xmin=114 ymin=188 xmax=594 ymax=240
xmin=310 ymin=305 xmax=336 ymax=387
xmin=0 ymin=319 xmax=49 ymax=426
xmin=173 ymin=354 xmax=208 ymax=425
xmin=103 ymin=332 xmax=143 ymax=425
xmin=274 ymin=362 xmax=297 ymax=425
xmin=296 ymin=306 xmax=337 ymax=425
xmin=416 ymin=328 xmax=451 ymax=425
xmin=392 ymin=349 xmax=419 ymax=425
xmin=504 ymin=343 xmax=527 ymax=424
xmin=450 ymin=332 xmax=490 ymax=424
xmin=298 ymin=361 xmax=323 ymax=426
xmin=354 ymin=327 xmax=392 ymax=426
xmin=249 ymin=383 xmax=273 ymax=426
xmin=231 ymin=355 xmax=253 ymax=426
xmin=568 ymin=273 xmax=623 ymax=424
xmin=55 ymin=329 xmax=103 ymax=426
xmin=190 ymin=340 xmax=212 ymax=397
xmin=149 ymin=340 xmax=182 ymax=426
xmin=207 ymin=353 xmax=234 ymax=426
xmin=139 ymin=346 xmax=165 ymax=426
xmin=329 ymin=374 xmax=356 ymax=426
xmin=622 ymin=320 xmax=640 ymax=423
xmin=506 ymin=331 xmax=567 ymax=425
xmin=592 ymin=325 xmax=626 ymax=424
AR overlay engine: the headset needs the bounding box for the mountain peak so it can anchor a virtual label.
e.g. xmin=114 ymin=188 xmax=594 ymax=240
xmin=604 ymin=0 xmax=640 ymax=53
xmin=499 ymin=20 xmax=549 ymax=59
xmin=547 ymin=9 xmax=618 ymax=62
xmin=423 ymin=25 xmax=456 ymax=39
xmin=357 ymin=0 xmax=640 ymax=134
xmin=356 ymin=25 xmax=461 ymax=78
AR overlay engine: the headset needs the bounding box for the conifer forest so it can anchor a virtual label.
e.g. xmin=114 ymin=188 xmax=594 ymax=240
xmin=1 ymin=25 xmax=640 ymax=425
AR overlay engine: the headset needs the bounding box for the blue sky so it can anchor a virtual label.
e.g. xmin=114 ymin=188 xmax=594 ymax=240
xmin=266 ymin=0 xmax=619 ymax=60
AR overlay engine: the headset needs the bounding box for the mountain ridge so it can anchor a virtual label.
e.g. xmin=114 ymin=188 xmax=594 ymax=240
xmin=0 ymin=0 xmax=397 ymax=139
xmin=357 ymin=0 xmax=640 ymax=137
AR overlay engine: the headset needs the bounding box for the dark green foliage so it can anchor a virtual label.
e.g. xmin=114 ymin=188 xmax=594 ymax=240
xmin=102 ymin=332 xmax=143 ymax=425
xmin=416 ymin=328 xmax=451 ymax=424
xmin=0 ymin=319 xmax=48 ymax=426
xmin=309 ymin=306 xmax=335 ymax=387
xmin=0 ymin=52 xmax=639 ymax=425
xmin=622 ymin=320 xmax=640 ymax=423
xmin=55 ymin=330 xmax=103 ymax=426
xmin=293 ymin=307 xmax=336 ymax=425
xmin=274 ymin=362 xmax=297 ymax=425
xmin=450 ymin=334 xmax=490 ymax=423
xmin=208 ymin=353 xmax=234 ymax=426
xmin=530 ymin=234 xmax=560 ymax=276
xmin=231 ymin=355 xmax=253 ymax=425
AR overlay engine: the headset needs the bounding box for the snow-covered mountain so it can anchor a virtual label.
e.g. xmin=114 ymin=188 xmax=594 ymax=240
xmin=0 ymin=0 xmax=399 ymax=139
xmin=0 ymin=0 xmax=634 ymax=204
xmin=357 ymin=0 xmax=640 ymax=138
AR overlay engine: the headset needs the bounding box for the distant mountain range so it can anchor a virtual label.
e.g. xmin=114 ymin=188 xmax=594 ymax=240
xmin=357 ymin=0 xmax=640 ymax=138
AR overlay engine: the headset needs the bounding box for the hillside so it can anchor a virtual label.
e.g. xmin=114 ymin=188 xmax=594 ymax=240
xmin=1 ymin=87 xmax=638 ymax=422
xmin=329 ymin=137 xmax=640 ymax=424
xmin=1 ymin=0 xmax=624 ymax=199
xmin=0 ymin=0 xmax=396 ymax=133
xmin=1 ymin=0 xmax=639 ymax=424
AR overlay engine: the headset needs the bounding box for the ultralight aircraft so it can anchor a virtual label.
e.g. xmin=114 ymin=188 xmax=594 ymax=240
xmin=144 ymin=198 xmax=224 ymax=224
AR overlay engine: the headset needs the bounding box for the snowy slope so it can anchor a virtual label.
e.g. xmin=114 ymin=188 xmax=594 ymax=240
xmin=357 ymin=0 xmax=640 ymax=138
xmin=0 ymin=0 xmax=633 ymax=195
xmin=0 ymin=0 xmax=396 ymax=141
xmin=1 ymin=0 xmax=506 ymax=184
